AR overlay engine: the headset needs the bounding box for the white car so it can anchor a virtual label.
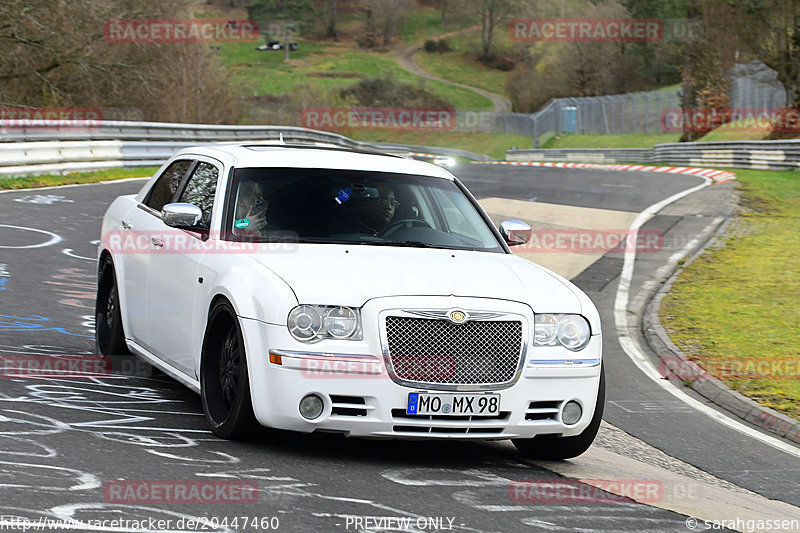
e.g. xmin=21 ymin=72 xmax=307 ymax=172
xmin=96 ymin=143 xmax=604 ymax=459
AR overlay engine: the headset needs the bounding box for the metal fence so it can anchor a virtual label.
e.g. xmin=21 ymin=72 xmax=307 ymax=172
xmin=728 ymin=61 xmax=787 ymax=110
xmin=535 ymin=88 xmax=682 ymax=138
xmin=521 ymin=62 xmax=789 ymax=145
xmin=524 ymin=87 xmax=682 ymax=143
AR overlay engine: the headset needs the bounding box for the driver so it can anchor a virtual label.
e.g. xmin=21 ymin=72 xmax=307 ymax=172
xmin=356 ymin=184 xmax=398 ymax=235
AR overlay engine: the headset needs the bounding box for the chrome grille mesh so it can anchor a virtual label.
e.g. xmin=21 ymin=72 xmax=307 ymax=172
xmin=385 ymin=316 xmax=523 ymax=386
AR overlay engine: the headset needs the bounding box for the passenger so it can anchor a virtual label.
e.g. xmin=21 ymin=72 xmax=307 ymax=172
xmin=234 ymin=181 xmax=269 ymax=236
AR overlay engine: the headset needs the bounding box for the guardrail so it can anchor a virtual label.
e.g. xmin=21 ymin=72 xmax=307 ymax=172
xmin=652 ymin=140 xmax=800 ymax=170
xmin=507 ymin=148 xmax=653 ymax=163
xmin=508 ymin=140 xmax=800 ymax=170
xmin=0 ymin=121 xmax=363 ymax=145
xmin=0 ymin=120 xmax=492 ymax=177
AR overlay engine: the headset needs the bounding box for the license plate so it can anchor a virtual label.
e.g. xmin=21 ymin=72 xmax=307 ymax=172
xmin=406 ymin=392 xmax=500 ymax=416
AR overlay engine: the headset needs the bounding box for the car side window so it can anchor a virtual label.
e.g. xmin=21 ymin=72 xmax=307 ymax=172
xmin=145 ymin=160 xmax=193 ymax=212
xmin=178 ymin=162 xmax=219 ymax=228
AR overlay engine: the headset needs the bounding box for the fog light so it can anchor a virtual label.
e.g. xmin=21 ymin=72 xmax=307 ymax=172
xmin=299 ymin=394 xmax=324 ymax=420
xmin=562 ymin=401 xmax=582 ymax=425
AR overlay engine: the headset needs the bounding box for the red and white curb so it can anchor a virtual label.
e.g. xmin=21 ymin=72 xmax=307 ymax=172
xmin=471 ymin=160 xmax=736 ymax=184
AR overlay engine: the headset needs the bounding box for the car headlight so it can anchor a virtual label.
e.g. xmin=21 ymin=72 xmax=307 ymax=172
xmin=288 ymin=305 xmax=362 ymax=342
xmin=534 ymin=314 xmax=591 ymax=351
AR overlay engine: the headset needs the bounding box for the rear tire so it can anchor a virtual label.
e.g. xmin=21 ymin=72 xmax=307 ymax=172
xmin=201 ymin=301 xmax=257 ymax=439
xmin=95 ymin=256 xmax=130 ymax=356
xmin=513 ymin=364 xmax=605 ymax=460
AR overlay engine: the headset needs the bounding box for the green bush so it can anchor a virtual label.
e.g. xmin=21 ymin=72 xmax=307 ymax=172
xmin=340 ymin=75 xmax=453 ymax=108
xmin=423 ymin=39 xmax=451 ymax=53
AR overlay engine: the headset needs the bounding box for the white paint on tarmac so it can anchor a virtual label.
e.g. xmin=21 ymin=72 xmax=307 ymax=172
xmin=0 ymin=224 xmax=62 ymax=249
xmin=13 ymin=194 xmax=74 ymax=204
xmin=62 ymin=248 xmax=95 ymax=261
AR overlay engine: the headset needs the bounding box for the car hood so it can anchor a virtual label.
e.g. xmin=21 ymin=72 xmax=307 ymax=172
xmin=248 ymin=244 xmax=581 ymax=312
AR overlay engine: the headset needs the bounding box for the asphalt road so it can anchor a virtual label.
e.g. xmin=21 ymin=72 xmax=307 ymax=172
xmin=458 ymin=164 xmax=800 ymax=506
xmin=1 ymin=165 xmax=794 ymax=532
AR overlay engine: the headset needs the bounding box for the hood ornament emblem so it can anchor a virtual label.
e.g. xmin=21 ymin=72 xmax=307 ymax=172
xmin=448 ymin=310 xmax=468 ymax=324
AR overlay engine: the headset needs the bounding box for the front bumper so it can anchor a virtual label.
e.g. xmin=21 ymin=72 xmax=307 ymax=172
xmin=240 ymin=316 xmax=602 ymax=440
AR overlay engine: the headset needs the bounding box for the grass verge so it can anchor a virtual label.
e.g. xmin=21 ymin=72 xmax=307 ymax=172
xmin=696 ymin=119 xmax=775 ymax=142
xmin=0 ymin=167 xmax=158 ymax=190
xmin=660 ymin=169 xmax=800 ymax=419
xmin=397 ymin=8 xmax=474 ymax=44
xmin=344 ymin=129 xmax=529 ymax=160
xmin=543 ymin=133 xmax=682 ymax=148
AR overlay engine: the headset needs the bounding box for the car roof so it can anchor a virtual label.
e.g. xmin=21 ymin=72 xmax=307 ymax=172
xmin=174 ymin=143 xmax=455 ymax=180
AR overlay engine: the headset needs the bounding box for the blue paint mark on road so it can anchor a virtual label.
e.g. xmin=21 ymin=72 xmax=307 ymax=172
xmin=0 ymin=278 xmax=6 ymax=290
xmin=0 ymin=314 xmax=93 ymax=338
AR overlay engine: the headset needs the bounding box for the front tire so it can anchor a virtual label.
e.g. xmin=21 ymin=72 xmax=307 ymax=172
xmin=95 ymin=256 xmax=130 ymax=356
xmin=201 ymin=301 xmax=257 ymax=439
xmin=513 ymin=365 xmax=605 ymax=460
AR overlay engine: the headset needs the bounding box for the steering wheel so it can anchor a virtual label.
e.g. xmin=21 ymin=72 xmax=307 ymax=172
xmin=379 ymin=218 xmax=432 ymax=237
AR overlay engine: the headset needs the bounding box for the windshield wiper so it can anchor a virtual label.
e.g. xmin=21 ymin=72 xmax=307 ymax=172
xmin=294 ymin=237 xmax=360 ymax=245
xmin=362 ymin=240 xmax=447 ymax=249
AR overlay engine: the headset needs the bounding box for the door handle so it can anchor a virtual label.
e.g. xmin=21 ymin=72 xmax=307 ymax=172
xmin=151 ymin=236 xmax=164 ymax=248
xmin=121 ymin=220 xmax=132 ymax=230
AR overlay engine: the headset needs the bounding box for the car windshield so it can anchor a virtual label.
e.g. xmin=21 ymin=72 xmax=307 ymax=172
xmin=226 ymin=167 xmax=504 ymax=252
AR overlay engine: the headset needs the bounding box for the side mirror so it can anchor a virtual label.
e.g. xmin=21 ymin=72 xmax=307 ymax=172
xmin=162 ymin=203 xmax=203 ymax=229
xmin=499 ymin=220 xmax=532 ymax=246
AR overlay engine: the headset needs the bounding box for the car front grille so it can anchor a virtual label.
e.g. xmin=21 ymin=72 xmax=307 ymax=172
xmin=384 ymin=315 xmax=523 ymax=388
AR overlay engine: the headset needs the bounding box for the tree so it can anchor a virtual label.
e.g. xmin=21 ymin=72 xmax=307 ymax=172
xmin=471 ymin=0 xmax=519 ymax=60
xmin=748 ymin=0 xmax=800 ymax=108
xmin=0 ymin=0 xmax=243 ymax=124
xmin=674 ymin=0 xmax=800 ymax=141
xmin=505 ymin=0 xmax=653 ymax=112
xmin=326 ymin=0 xmax=339 ymax=39
xmin=361 ymin=0 xmax=412 ymax=46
